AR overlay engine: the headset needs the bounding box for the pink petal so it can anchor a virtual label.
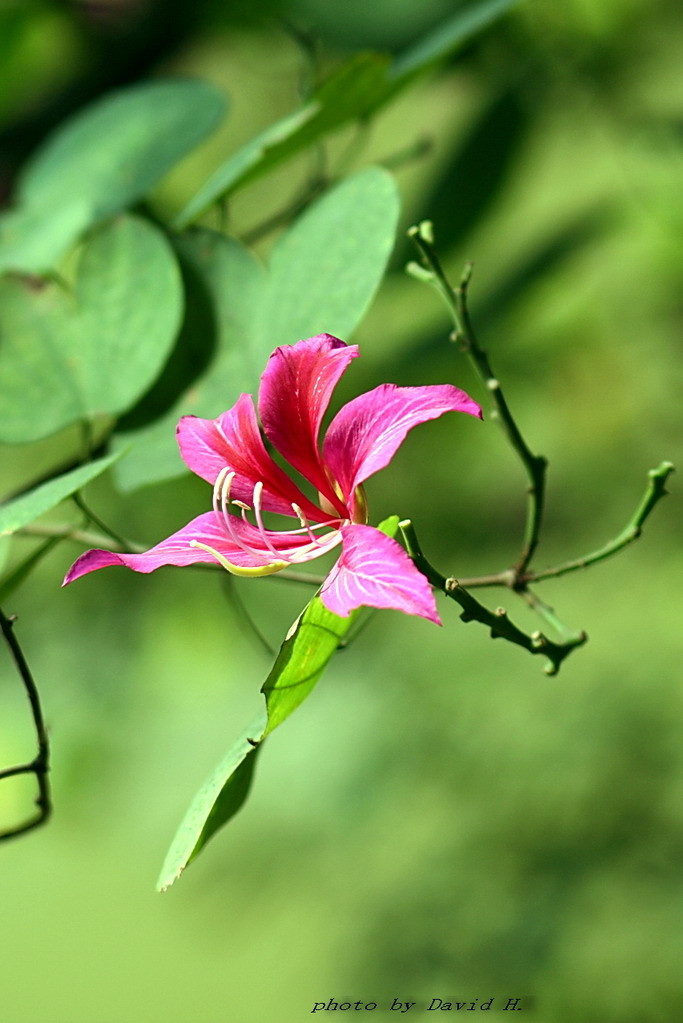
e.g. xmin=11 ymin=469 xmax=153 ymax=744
xmin=62 ymin=512 xmax=320 ymax=585
xmin=177 ymin=394 xmax=325 ymax=522
xmin=258 ymin=334 xmax=358 ymax=514
xmin=320 ymin=523 xmax=441 ymax=624
xmin=323 ymin=383 xmax=482 ymax=514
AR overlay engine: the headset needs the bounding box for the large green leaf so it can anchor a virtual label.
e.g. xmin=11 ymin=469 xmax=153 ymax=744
xmin=113 ymin=231 xmax=265 ymax=491
xmin=0 ymin=79 xmax=227 ymax=273
xmin=176 ymin=0 xmax=518 ymax=223
xmin=0 ymin=215 xmax=183 ymax=443
xmin=257 ymin=166 xmax=399 ymax=343
xmin=115 ymin=167 xmax=399 ymax=491
xmin=156 ymin=517 xmax=399 ymax=890
xmin=0 ymin=451 xmax=123 ymax=535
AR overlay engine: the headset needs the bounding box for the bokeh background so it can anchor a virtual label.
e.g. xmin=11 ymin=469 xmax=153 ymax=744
xmin=1 ymin=1 xmax=681 ymax=1020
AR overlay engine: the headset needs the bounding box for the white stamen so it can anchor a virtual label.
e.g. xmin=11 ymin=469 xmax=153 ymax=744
xmin=253 ymin=481 xmax=292 ymax=561
xmin=210 ymin=472 xmax=348 ymax=569
xmin=213 ymin=470 xmax=290 ymax=562
xmin=291 ymin=503 xmax=328 ymax=546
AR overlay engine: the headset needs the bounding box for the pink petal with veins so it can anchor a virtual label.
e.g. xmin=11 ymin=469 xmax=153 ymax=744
xmin=177 ymin=394 xmax=324 ymax=521
xmin=320 ymin=523 xmax=441 ymax=624
xmin=258 ymin=334 xmax=357 ymax=513
xmin=323 ymin=383 xmax=482 ymax=514
xmin=62 ymin=512 xmax=319 ymax=585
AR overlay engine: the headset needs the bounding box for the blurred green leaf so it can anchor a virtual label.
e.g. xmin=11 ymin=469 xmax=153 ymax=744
xmin=0 ymin=451 xmax=122 ymax=535
xmin=0 ymin=215 xmax=183 ymax=442
xmin=390 ymin=0 xmax=521 ymax=79
xmin=174 ymin=54 xmax=390 ymax=225
xmin=0 ymin=79 xmax=228 ymax=273
xmin=174 ymin=104 xmax=321 ymax=228
xmin=0 ymin=201 xmax=93 ymax=279
xmin=395 ymin=88 xmax=528 ymax=265
xmin=0 ymin=537 xmax=61 ymax=603
xmin=177 ymin=0 xmax=517 ymax=223
xmin=158 ymin=516 xmax=400 ymax=889
xmin=116 ymin=167 xmax=399 ymax=491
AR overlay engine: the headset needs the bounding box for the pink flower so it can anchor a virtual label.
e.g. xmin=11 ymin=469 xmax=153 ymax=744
xmin=64 ymin=334 xmax=481 ymax=623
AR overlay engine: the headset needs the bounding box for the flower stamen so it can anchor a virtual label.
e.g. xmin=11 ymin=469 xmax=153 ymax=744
xmin=253 ymin=481 xmax=294 ymax=562
xmin=291 ymin=503 xmax=331 ymax=547
xmin=188 ymin=540 xmax=287 ymax=577
xmin=212 ymin=469 xmax=295 ymax=564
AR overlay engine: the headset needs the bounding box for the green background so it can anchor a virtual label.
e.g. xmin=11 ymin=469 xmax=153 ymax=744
xmin=1 ymin=1 xmax=681 ymax=1020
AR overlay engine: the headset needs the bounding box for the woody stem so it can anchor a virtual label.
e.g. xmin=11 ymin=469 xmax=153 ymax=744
xmin=407 ymin=223 xmax=547 ymax=579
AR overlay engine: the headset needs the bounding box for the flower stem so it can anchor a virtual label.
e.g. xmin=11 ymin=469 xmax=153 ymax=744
xmin=407 ymin=222 xmax=547 ymax=575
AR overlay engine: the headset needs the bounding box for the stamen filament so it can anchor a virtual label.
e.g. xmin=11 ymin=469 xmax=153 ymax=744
xmin=253 ymin=481 xmax=291 ymax=562
xmin=213 ymin=470 xmax=294 ymax=563
xmin=291 ymin=503 xmax=329 ymax=546
xmin=189 ymin=540 xmax=288 ymax=577
xmin=210 ymin=471 xmax=347 ymax=567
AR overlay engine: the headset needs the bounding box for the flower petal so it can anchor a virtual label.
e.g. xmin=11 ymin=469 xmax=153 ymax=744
xmin=320 ymin=523 xmax=441 ymax=624
xmin=177 ymin=394 xmax=325 ymax=521
xmin=322 ymin=383 xmax=482 ymax=513
xmin=258 ymin=334 xmax=358 ymax=512
xmin=62 ymin=511 xmax=322 ymax=585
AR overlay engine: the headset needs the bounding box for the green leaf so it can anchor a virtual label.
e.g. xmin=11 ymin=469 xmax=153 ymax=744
xmin=0 ymin=215 xmax=183 ymax=443
xmin=157 ymin=517 xmax=400 ymax=890
xmin=156 ymin=597 xmax=357 ymax=891
xmin=157 ymin=709 xmax=267 ymax=892
xmin=0 ymin=200 xmax=93 ymax=279
xmin=390 ymin=0 xmax=522 ymax=79
xmin=261 ymin=599 xmax=362 ymax=738
xmin=176 ymin=2 xmax=518 ymax=224
xmin=175 ymin=54 xmax=390 ymax=225
xmin=259 ymin=166 xmax=399 ymax=344
xmin=174 ymin=104 xmax=321 ymax=229
xmin=0 ymin=451 xmax=123 ymax=535
xmin=0 ymin=79 xmax=227 ymax=273
xmin=113 ymin=230 xmax=265 ymax=491
xmin=116 ymin=167 xmax=399 ymax=491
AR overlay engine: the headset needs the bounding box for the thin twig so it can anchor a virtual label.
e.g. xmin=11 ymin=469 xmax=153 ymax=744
xmin=0 ymin=608 xmax=52 ymax=840
xmin=0 ymin=538 xmax=62 ymax=603
xmin=71 ymin=492 xmax=131 ymax=551
xmin=524 ymin=462 xmax=674 ymax=584
xmin=241 ymin=175 xmax=329 ymax=246
xmin=15 ymin=522 xmax=138 ymax=551
xmin=449 ymin=462 xmax=674 ymax=590
xmin=221 ymin=577 xmax=276 ymax=656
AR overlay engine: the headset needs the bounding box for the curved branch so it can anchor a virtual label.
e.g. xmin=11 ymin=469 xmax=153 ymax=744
xmin=408 ymin=223 xmax=547 ymax=574
xmin=399 ymin=519 xmax=585 ymax=676
xmin=524 ymin=462 xmax=674 ymax=584
xmin=0 ymin=608 xmax=52 ymax=841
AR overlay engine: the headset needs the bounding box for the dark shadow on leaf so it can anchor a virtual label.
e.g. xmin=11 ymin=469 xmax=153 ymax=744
xmin=393 ymin=85 xmax=529 ymax=267
xmin=116 ymin=232 xmax=218 ymax=431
